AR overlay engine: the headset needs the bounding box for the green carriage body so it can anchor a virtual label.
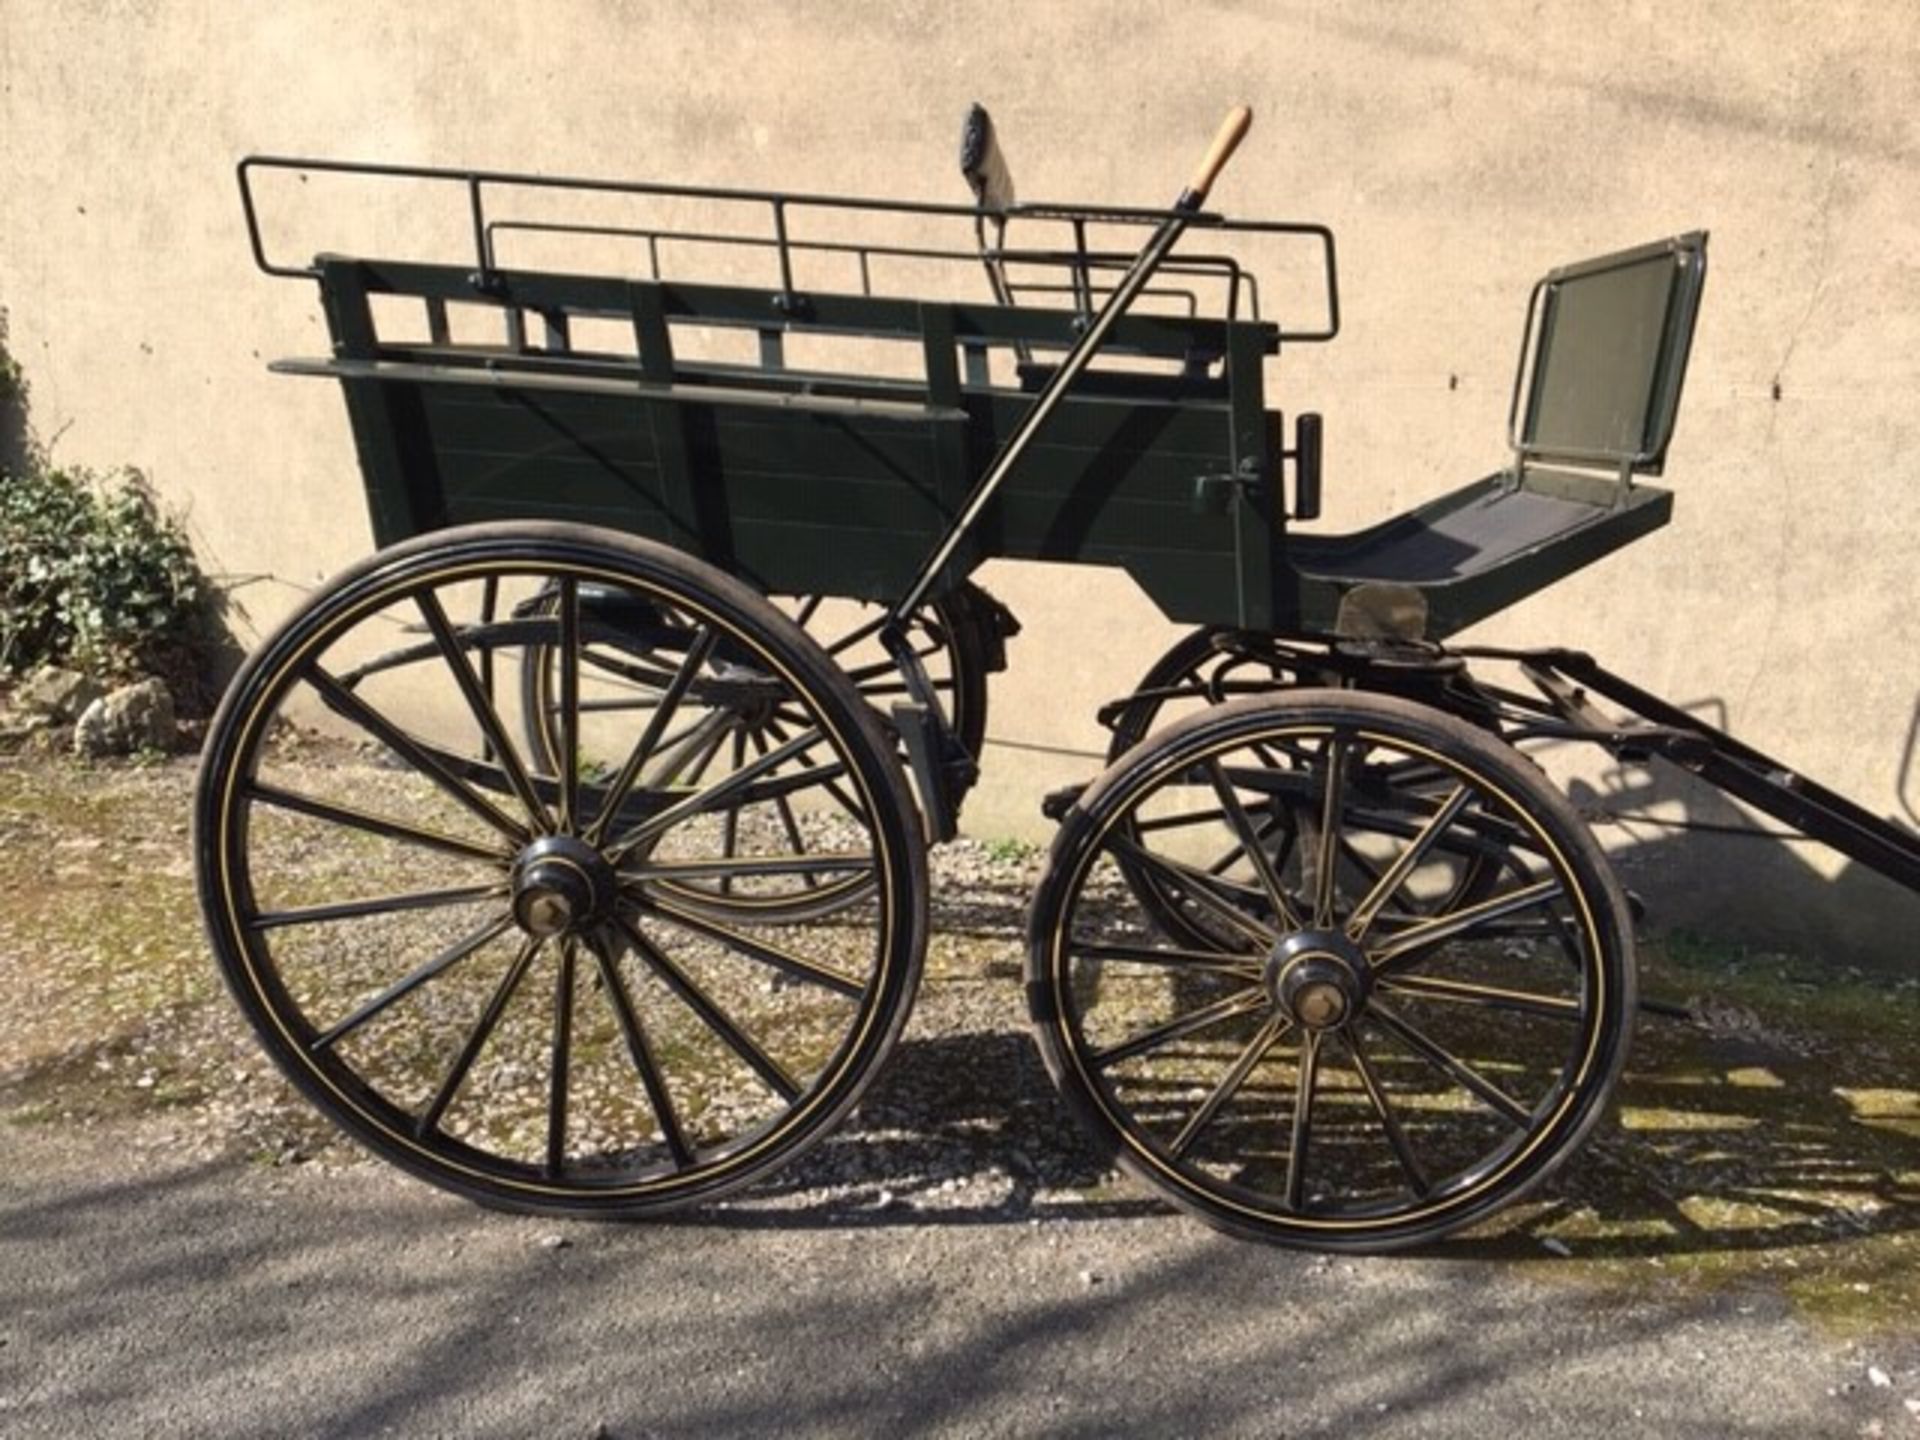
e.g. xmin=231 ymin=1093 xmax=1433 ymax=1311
xmin=294 ymin=257 xmax=1281 ymax=627
xmin=268 ymin=196 xmax=1702 ymax=645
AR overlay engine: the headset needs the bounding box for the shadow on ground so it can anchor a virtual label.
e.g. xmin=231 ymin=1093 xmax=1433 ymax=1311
xmin=706 ymin=867 xmax=1920 ymax=1286
xmin=0 ymin=1133 xmax=1872 ymax=1440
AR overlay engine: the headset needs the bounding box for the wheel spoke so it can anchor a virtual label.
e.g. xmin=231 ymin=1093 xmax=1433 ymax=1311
xmin=1105 ymin=833 xmax=1276 ymax=950
xmin=1169 ymin=1012 xmax=1290 ymax=1159
xmin=1284 ymin=1029 xmax=1323 ymax=1211
xmin=1308 ymin=738 xmax=1348 ymax=929
xmin=585 ymin=933 xmax=693 ymax=1167
xmin=416 ymin=935 xmax=543 ymax=1138
xmin=1368 ymin=1000 xmax=1534 ymax=1129
xmin=306 ymin=664 xmax=530 ymax=844
xmin=1335 ymin=837 xmax=1386 ymax=888
xmin=1345 ymin=785 xmax=1475 ymax=941
xmin=1376 ymin=973 xmax=1581 ymax=1020
xmin=1344 ymin=1026 xmax=1431 ymax=1197
xmin=616 ymin=917 xmax=801 ymax=1102
xmin=791 ymin=594 xmax=824 ymax=628
xmin=1368 ymin=879 xmax=1562 ymax=970
xmin=308 ymin=914 xmax=517 ymax=1051
xmin=478 ymin=577 xmax=500 ymax=761
xmin=569 ymin=693 xmax=664 ymax=716
xmin=1071 ymin=940 xmax=1263 ymax=980
xmin=555 ymin=578 xmax=582 ymax=831
xmin=839 ymin=644 xmax=943 ymax=687
xmin=584 ymin=625 xmax=718 ymax=846
xmin=718 ymin=729 xmax=747 ymax=895
xmin=246 ymin=782 xmax=508 ymax=866
xmin=824 ymin=612 xmax=889 ymax=657
xmin=249 ymin=882 xmax=509 ymax=931
xmin=624 ymin=853 xmax=873 ymax=882
xmin=1132 ymin=806 xmax=1247 ymax=836
xmin=642 ymin=709 xmax=735 ymax=792
xmin=1218 ymin=757 xmax=1315 ymax=801
xmin=763 ymin=717 xmax=867 ymax=822
xmin=608 ymin=726 xmax=833 ymax=858
xmin=1206 ymin=760 xmax=1304 ymax=931
xmin=845 ymin=679 xmax=956 ymax=699
xmin=677 ymin=711 xmax=735 ymax=790
xmin=1086 ymin=987 xmax=1268 ymax=1069
xmin=546 ymin=939 xmax=576 ymax=1177
xmin=1204 ymin=836 xmax=1249 ymax=877
xmin=573 ymin=645 xmax=683 ymax=690
xmin=414 ymin=590 xmax=550 ymax=831
xmin=644 ymin=898 xmax=866 ymax=998
xmin=750 ymin=727 xmax=821 ymax=890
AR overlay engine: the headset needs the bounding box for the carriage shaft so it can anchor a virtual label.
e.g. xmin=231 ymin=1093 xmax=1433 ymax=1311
xmin=1524 ymin=649 xmax=1920 ymax=897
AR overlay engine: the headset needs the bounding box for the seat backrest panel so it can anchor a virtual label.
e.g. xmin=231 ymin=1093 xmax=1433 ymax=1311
xmin=1512 ymin=233 xmax=1707 ymax=478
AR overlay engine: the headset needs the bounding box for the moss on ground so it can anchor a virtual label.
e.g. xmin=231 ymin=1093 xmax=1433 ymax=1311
xmin=1450 ymin=930 xmax=1920 ymax=1335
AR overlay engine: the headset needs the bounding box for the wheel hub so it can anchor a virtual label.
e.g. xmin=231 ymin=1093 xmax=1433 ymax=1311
xmin=1266 ymin=929 xmax=1371 ymax=1030
xmin=512 ymin=835 xmax=617 ymax=938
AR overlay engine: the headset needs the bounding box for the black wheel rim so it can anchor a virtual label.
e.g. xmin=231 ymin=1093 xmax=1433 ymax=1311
xmin=199 ymin=533 xmax=923 ymax=1210
xmin=1033 ymin=702 xmax=1630 ymax=1247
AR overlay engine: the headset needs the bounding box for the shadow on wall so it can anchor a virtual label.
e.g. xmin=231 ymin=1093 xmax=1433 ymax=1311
xmin=1555 ymin=690 xmax=1920 ymax=976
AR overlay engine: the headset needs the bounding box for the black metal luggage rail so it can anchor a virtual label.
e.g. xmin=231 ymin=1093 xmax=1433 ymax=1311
xmin=237 ymin=154 xmax=1340 ymax=339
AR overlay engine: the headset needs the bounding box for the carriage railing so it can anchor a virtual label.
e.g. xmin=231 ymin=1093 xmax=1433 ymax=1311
xmin=236 ymin=153 xmax=1339 ymax=343
xmin=477 ymin=217 xmax=1262 ymax=386
xmin=484 ymin=220 xmax=1258 ymax=320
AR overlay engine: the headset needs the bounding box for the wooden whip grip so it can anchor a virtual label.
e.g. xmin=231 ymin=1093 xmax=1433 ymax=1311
xmin=1183 ymin=106 xmax=1253 ymax=207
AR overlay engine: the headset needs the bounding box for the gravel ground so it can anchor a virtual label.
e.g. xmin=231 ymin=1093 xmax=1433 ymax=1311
xmin=2 ymin=749 xmax=1918 ymax=1436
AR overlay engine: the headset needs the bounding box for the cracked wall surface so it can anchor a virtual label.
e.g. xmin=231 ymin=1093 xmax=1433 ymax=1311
xmin=1 ymin=0 xmax=1915 ymax=960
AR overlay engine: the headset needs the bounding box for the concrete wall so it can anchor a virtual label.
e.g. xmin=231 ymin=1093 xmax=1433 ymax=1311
xmin=3 ymin=1 xmax=1916 ymax=961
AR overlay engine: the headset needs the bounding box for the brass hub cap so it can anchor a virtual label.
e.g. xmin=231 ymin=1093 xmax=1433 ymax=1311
xmin=511 ymin=835 xmax=617 ymax=939
xmin=1265 ymin=929 xmax=1371 ymax=1031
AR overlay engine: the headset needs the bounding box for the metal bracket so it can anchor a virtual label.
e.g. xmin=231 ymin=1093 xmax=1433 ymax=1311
xmin=1611 ymin=456 xmax=1636 ymax=511
xmin=1192 ymin=458 xmax=1259 ymax=516
xmin=881 ymin=621 xmax=977 ymax=842
xmin=892 ymin=702 xmax=957 ymax=842
xmin=1041 ymin=782 xmax=1087 ymax=822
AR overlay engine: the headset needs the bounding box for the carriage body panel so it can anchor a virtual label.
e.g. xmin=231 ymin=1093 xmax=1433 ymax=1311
xmin=287 ymin=228 xmax=1696 ymax=642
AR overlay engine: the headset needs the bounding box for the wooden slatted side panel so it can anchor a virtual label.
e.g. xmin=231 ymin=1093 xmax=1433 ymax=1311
xmin=400 ymin=381 xmax=955 ymax=601
xmin=318 ymin=259 xmax=447 ymax=548
xmin=410 ymin=386 xmax=674 ymax=538
xmin=964 ymin=389 xmax=1268 ymax=628
xmin=309 ymin=256 xmax=1283 ymax=626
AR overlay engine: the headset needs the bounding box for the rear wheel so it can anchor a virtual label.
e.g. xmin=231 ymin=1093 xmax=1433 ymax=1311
xmin=196 ymin=522 xmax=927 ymax=1217
xmin=1103 ymin=627 xmax=1317 ymax=762
xmin=1027 ymin=689 xmax=1634 ymax=1251
xmin=518 ymin=585 xmax=1001 ymax=921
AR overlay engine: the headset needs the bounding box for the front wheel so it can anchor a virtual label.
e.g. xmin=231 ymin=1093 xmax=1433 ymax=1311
xmin=196 ymin=521 xmax=927 ymax=1217
xmin=1027 ymin=689 xmax=1635 ymax=1251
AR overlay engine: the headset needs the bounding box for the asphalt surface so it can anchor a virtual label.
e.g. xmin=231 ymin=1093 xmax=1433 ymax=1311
xmin=4 ymin=1122 xmax=1915 ymax=1439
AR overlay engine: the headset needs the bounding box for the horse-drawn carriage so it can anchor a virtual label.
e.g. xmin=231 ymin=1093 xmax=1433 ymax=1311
xmin=197 ymin=109 xmax=1918 ymax=1250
